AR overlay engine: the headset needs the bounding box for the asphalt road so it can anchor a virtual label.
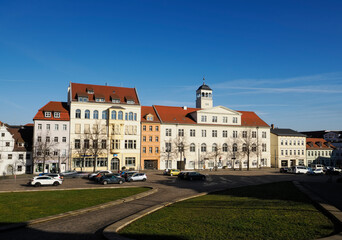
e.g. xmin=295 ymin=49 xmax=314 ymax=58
xmin=0 ymin=169 xmax=341 ymax=240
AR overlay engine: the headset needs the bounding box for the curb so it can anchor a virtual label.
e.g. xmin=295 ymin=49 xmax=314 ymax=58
xmin=103 ymin=192 xmax=208 ymax=240
xmin=0 ymin=187 xmax=158 ymax=232
xmin=293 ymin=181 xmax=342 ymax=240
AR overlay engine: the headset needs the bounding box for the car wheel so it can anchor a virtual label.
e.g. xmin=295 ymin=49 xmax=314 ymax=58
xmin=119 ymin=180 xmax=123 ymax=184
xmin=35 ymin=182 xmax=41 ymax=187
xmin=170 ymin=173 xmax=173 ymax=176
xmin=142 ymin=178 xmax=146 ymax=182
xmin=53 ymin=181 xmax=59 ymax=186
xmin=103 ymin=181 xmax=108 ymax=185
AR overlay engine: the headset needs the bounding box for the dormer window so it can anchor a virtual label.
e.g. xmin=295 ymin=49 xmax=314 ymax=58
xmin=125 ymin=96 xmax=135 ymax=104
xmin=112 ymin=99 xmax=120 ymax=103
xmin=111 ymin=94 xmax=120 ymax=103
xmin=54 ymin=112 xmax=60 ymax=118
xmin=146 ymin=114 xmax=154 ymax=121
xmin=86 ymin=88 xmax=94 ymax=94
xmin=127 ymin=100 xmax=135 ymax=104
xmin=78 ymin=96 xmax=88 ymax=102
xmin=44 ymin=112 xmax=51 ymax=118
xmin=95 ymin=98 xmax=105 ymax=102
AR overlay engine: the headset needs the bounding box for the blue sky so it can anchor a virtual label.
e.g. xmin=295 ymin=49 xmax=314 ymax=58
xmin=1 ymin=0 xmax=341 ymax=131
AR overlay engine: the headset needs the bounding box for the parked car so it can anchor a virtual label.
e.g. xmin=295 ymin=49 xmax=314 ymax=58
xmin=182 ymin=171 xmax=206 ymax=181
xmin=101 ymin=175 xmax=125 ymax=185
xmin=122 ymin=171 xmax=138 ymax=181
xmin=291 ymin=166 xmax=309 ymax=174
xmin=326 ymin=168 xmax=341 ymax=176
xmin=168 ymin=169 xmax=180 ymax=176
xmin=95 ymin=173 xmax=120 ymax=183
xmin=88 ymin=170 xmax=112 ymax=180
xmin=60 ymin=170 xmax=78 ymax=178
xmin=307 ymin=168 xmax=324 ymax=175
xmin=163 ymin=169 xmax=170 ymax=175
xmin=177 ymin=171 xmax=191 ymax=180
xmin=279 ymin=167 xmax=290 ymax=173
xmin=128 ymin=173 xmax=147 ymax=182
xmin=29 ymin=176 xmax=63 ymax=187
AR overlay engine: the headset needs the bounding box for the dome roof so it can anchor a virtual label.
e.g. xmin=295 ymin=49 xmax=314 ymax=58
xmin=197 ymin=83 xmax=212 ymax=91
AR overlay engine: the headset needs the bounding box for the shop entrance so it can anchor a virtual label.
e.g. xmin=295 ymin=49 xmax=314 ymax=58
xmin=111 ymin=158 xmax=120 ymax=171
xmin=144 ymin=160 xmax=158 ymax=170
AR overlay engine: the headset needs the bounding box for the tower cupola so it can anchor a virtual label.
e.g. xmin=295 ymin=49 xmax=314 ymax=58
xmin=196 ymin=78 xmax=213 ymax=109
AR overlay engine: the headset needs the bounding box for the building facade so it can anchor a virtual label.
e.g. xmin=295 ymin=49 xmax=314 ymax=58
xmin=33 ymin=101 xmax=70 ymax=173
xmin=306 ymin=138 xmax=335 ymax=166
xmin=270 ymin=128 xmax=307 ymax=168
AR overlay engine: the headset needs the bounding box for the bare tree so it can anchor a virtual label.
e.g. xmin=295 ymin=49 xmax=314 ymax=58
xmin=173 ymin=135 xmax=189 ymax=170
xmin=210 ymin=143 xmax=223 ymax=170
xmin=88 ymin=123 xmax=108 ymax=172
xmin=33 ymin=136 xmax=56 ymax=173
xmin=240 ymin=128 xmax=261 ymax=170
xmin=225 ymin=137 xmax=243 ymax=170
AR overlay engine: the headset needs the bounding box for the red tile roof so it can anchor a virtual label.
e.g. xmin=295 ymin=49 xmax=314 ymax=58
xmin=141 ymin=106 xmax=160 ymax=123
xmin=70 ymin=82 xmax=140 ymax=105
xmin=33 ymin=101 xmax=70 ymax=121
xmin=306 ymin=138 xmax=335 ymax=150
xmin=153 ymin=106 xmax=269 ymax=127
xmin=7 ymin=125 xmax=33 ymax=151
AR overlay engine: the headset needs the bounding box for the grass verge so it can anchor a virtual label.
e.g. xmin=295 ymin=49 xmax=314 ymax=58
xmin=119 ymin=182 xmax=335 ymax=240
xmin=0 ymin=187 xmax=148 ymax=224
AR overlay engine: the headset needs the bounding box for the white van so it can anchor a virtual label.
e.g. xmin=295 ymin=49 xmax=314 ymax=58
xmin=310 ymin=164 xmax=324 ymax=170
xmin=292 ymin=166 xmax=309 ymax=174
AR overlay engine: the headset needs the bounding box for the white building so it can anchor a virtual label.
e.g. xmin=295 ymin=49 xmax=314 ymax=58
xmin=68 ymin=82 xmax=141 ymax=172
xmin=0 ymin=121 xmax=33 ymax=175
xmin=157 ymin=83 xmax=271 ymax=170
xmin=33 ymin=101 xmax=70 ymax=173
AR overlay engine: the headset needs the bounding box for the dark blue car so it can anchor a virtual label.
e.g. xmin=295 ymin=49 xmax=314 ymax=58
xmin=100 ymin=175 xmax=125 ymax=185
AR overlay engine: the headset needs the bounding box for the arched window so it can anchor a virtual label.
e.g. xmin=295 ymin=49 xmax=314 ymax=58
xmin=190 ymin=143 xmax=196 ymax=152
xmin=233 ymin=143 xmax=237 ymax=152
xmin=212 ymin=143 xmax=217 ymax=152
xmin=134 ymin=113 xmax=137 ymax=121
xmin=102 ymin=110 xmax=107 ymax=119
xmin=242 ymin=143 xmax=247 ymax=152
xmin=125 ymin=113 xmax=128 ymax=120
xmin=201 ymin=143 xmax=207 ymax=152
xmin=75 ymin=109 xmax=81 ymax=119
xmin=93 ymin=110 xmax=99 ymax=119
xmin=118 ymin=111 xmax=123 ymax=120
xmin=222 ymin=143 xmax=228 ymax=152
xmin=111 ymin=110 xmax=117 ymax=120
xmin=129 ymin=112 xmax=133 ymax=121
xmin=85 ymin=110 xmax=90 ymax=119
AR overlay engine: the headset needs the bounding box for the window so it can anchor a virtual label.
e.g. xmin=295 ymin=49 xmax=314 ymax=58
xmin=190 ymin=129 xmax=196 ymax=137
xmin=302 ymin=140 xmax=304 ymax=145
xmin=155 ymin=126 xmax=159 ymax=131
xmin=124 ymin=140 xmax=137 ymax=149
xmin=289 ymin=140 xmax=292 ymax=145
xmin=166 ymin=129 xmax=172 ymax=137
xmin=93 ymin=110 xmax=99 ymax=119
xmin=165 ymin=142 xmax=172 ymax=152
xmin=155 ymin=136 xmax=159 ymax=142
xmin=223 ymin=116 xmax=228 ymax=123
xmin=262 ymin=131 xmax=266 ymax=138
xmin=38 ymin=124 xmax=42 ymax=130
xmin=84 ymin=124 xmax=90 ymax=133
xmin=84 ymin=139 xmax=90 ymax=149
xmin=76 ymin=109 xmax=81 ymax=118
xmin=302 ymin=150 xmax=304 ymax=155
xmin=233 ymin=143 xmax=238 ymax=152
xmin=178 ymin=129 xmax=184 ymax=137
xmin=143 ymin=147 xmax=146 ymax=153
xmin=190 ymin=143 xmax=196 ymax=152
xmin=44 ymin=112 xmax=51 ymax=118
xmin=46 ymin=124 xmax=50 ymax=130
xmin=149 ymin=147 xmax=153 ymax=153
xmin=289 ymin=150 xmax=292 ymax=155
xmin=201 ymin=115 xmax=207 ymax=122
xmin=55 ymin=124 xmax=59 ymax=131
xmin=233 ymin=131 xmax=238 ymax=138
xmin=212 ymin=143 xmax=217 ymax=152
xmin=46 ymin=136 xmax=50 ymax=142
xmin=125 ymin=113 xmax=128 ymax=120
xmin=85 ymin=110 xmax=90 ymax=119
xmin=285 ymin=140 xmax=288 ymax=145
xmin=62 ymin=137 xmax=66 ymax=142
xmin=143 ymin=136 xmax=146 ymax=142
xmin=54 ymin=137 xmax=58 ymax=142
xmin=242 ymin=143 xmax=247 ymax=152
xmin=37 ymin=136 xmax=41 ymax=142
xmin=93 ymin=140 xmax=98 ymax=149
xmin=75 ymin=139 xmax=80 ymax=149
xmin=54 ymin=112 xmax=60 ymax=118
xmin=102 ymin=110 xmax=107 ymax=119
xmin=111 ymin=110 xmax=117 ymax=120
xmin=242 ymin=131 xmax=247 ymax=138
xmin=281 ymin=150 xmax=284 ymax=155
xmin=202 ymin=130 xmax=206 ymax=137
xmin=212 ymin=130 xmax=217 ymax=137
xmin=19 ymin=154 xmax=24 ymax=160
xmin=201 ymin=143 xmax=207 ymax=152
xmin=8 ymin=154 xmax=12 ymax=159
xmin=5 ymin=141 xmax=10 ymax=147
xmin=222 ymin=143 xmax=228 ymax=152
xmin=134 ymin=113 xmax=137 ymax=121
xmin=281 ymin=140 xmax=283 ymax=145
xmin=252 ymin=131 xmax=256 ymax=138
xmin=233 ymin=117 xmax=238 ymax=123
xmin=125 ymin=157 xmax=136 ymax=166
xmin=223 ymin=130 xmax=228 ymax=138
xmin=155 ymin=147 xmax=159 ymax=153
xmin=212 ymin=116 xmax=217 ymax=122
xmin=262 ymin=143 xmax=266 ymax=152
xmin=285 ymin=150 xmax=288 ymax=155
xmin=143 ymin=125 xmax=146 ymax=131
xmin=149 ymin=126 xmax=153 ymax=131
xmin=128 ymin=112 xmax=133 ymax=121
xmin=149 ymin=136 xmax=153 ymax=142
xmin=118 ymin=111 xmax=123 ymax=120
xmin=112 ymin=139 xmax=119 ymax=149
xmin=53 ymin=151 xmax=58 ymax=156
xmin=63 ymin=124 xmax=67 ymax=131
xmin=75 ymin=124 xmax=81 ymax=134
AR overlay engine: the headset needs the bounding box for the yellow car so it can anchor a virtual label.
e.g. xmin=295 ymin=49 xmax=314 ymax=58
xmin=169 ymin=169 xmax=180 ymax=176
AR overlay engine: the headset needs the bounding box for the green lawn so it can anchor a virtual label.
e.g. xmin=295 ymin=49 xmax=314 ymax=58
xmin=0 ymin=187 xmax=148 ymax=224
xmin=119 ymin=182 xmax=335 ymax=240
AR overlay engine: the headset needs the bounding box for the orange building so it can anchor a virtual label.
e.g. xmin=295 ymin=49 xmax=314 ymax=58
xmin=140 ymin=106 xmax=161 ymax=169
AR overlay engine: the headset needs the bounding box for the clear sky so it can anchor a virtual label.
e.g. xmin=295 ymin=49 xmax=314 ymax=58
xmin=1 ymin=0 xmax=341 ymax=131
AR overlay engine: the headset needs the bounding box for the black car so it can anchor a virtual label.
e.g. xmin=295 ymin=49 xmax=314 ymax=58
xmin=100 ymin=175 xmax=125 ymax=185
xmin=177 ymin=171 xmax=190 ymax=180
xmin=183 ymin=172 xmax=206 ymax=181
xmin=96 ymin=173 xmax=120 ymax=183
xmin=279 ymin=167 xmax=289 ymax=173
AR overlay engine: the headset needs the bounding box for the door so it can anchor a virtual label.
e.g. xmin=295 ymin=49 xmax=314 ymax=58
xmin=111 ymin=158 xmax=120 ymax=171
xmin=144 ymin=160 xmax=158 ymax=170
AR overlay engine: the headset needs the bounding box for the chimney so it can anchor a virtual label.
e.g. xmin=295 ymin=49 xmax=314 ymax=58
xmin=183 ymin=106 xmax=187 ymax=110
xmin=271 ymin=124 xmax=274 ymax=129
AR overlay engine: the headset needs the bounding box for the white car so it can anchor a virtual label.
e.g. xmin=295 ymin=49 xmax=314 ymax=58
xmin=29 ymin=176 xmax=63 ymax=187
xmin=128 ymin=173 xmax=147 ymax=182
xmin=292 ymin=166 xmax=309 ymax=174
